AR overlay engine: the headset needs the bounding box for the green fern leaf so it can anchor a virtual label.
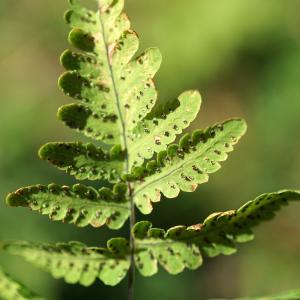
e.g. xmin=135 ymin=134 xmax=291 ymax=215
xmin=132 ymin=190 xmax=300 ymax=276
xmin=131 ymin=119 xmax=247 ymax=214
xmin=3 ymin=240 xmax=130 ymax=287
xmin=58 ymin=0 xmax=202 ymax=170
xmin=59 ymin=0 xmax=161 ymax=148
xmin=39 ymin=142 xmax=125 ymax=181
xmin=5 ymin=0 xmax=298 ymax=294
xmin=0 ymin=268 xmax=44 ymax=300
xmin=5 ymin=0 xmax=212 ymax=232
xmin=6 ymin=183 xmax=130 ymax=229
xmin=128 ymin=91 xmax=202 ymax=166
xmin=132 ymin=221 xmax=202 ymax=276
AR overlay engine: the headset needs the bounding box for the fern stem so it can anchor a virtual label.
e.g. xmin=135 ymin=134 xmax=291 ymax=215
xmin=98 ymin=2 xmax=135 ymax=298
xmin=128 ymin=183 xmax=135 ymax=300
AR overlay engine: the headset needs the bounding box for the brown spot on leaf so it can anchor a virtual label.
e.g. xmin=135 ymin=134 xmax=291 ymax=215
xmin=189 ymin=223 xmax=203 ymax=231
xmin=191 ymin=184 xmax=198 ymax=191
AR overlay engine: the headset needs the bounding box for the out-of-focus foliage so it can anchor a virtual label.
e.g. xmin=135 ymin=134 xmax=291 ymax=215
xmin=0 ymin=267 xmax=44 ymax=300
xmin=211 ymin=288 xmax=300 ymax=300
xmin=0 ymin=0 xmax=299 ymax=299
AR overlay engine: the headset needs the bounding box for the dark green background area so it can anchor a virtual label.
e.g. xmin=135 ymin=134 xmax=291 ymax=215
xmin=0 ymin=0 xmax=300 ymax=299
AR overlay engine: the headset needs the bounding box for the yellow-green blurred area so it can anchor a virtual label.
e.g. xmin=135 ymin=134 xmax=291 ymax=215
xmin=0 ymin=0 xmax=300 ymax=299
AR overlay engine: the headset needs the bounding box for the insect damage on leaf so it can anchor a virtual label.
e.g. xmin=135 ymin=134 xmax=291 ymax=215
xmin=132 ymin=190 xmax=300 ymax=276
xmin=3 ymin=0 xmax=299 ymax=298
xmin=131 ymin=119 xmax=247 ymax=214
xmin=6 ymin=182 xmax=130 ymax=229
xmin=3 ymin=240 xmax=130 ymax=286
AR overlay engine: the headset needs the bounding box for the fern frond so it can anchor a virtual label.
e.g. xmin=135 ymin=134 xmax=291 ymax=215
xmin=3 ymin=240 xmax=130 ymax=287
xmin=131 ymin=119 xmax=247 ymax=214
xmin=7 ymin=1 xmax=246 ymax=228
xmin=6 ymin=183 xmax=130 ymax=229
xmin=58 ymin=0 xmax=202 ymax=170
xmin=6 ymin=0 xmax=298 ymax=294
xmin=39 ymin=142 xmax=125 ymax=181
xmin=132 ymin=190 xmax=300 ymax=276
xmin=59 ymin=0 xmax=159 ymax=148
xmin=0 ymin=267 xmax=44 ymax=300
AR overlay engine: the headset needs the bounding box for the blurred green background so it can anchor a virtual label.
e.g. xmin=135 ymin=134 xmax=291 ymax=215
xmin=0 ymin=0 xmax=300 ymax=299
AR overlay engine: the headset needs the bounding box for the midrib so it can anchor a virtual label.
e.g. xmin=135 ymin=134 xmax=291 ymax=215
xmin=97 ymin=5 xmax=129 ymax=173
xmin=132 ymin=141 xmax=219 ymax=197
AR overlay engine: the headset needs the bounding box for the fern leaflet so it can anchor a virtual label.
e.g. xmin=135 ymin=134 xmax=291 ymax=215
xmin=132 ymin=190 xmax=300 ymax=276
xmin=4 ymin=190 xmax=299 ymax=283
xmin=131 ymin=119 xmax=246 ymax=214
xmin=6 ymin=183 xmax=129 ymax=229
xmin=2 ymin=240 xmax=130 ymax=287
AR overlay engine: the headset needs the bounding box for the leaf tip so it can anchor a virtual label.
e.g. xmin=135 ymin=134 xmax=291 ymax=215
xmin=5 ymin=192 xmax=25 ymax=207
xmin=38 ymin=143 xmax=51 ymax=161
xmin=132 ymin=221 xmax=152 ymax=239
